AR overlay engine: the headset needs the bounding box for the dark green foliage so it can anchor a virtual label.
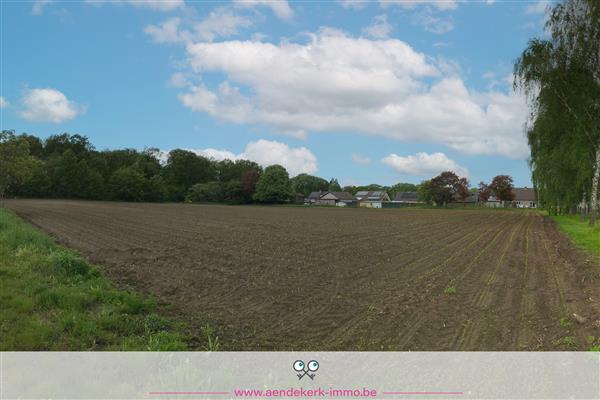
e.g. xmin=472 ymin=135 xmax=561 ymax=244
xmin=3 ymin=132 xmax=326 ymax=205
xmin=388 ymin=182 xmax=418 ymax=200
xmin=186 ymin=182 xmax=222 ymax=203
xmin=216 ymin=159 xmax=261 ymax=183
xmin=143 ymin=175 xmax=167 ymax=202
xmin=47 ymin=150 xmax=105 ymax=199
xmin=417 ymin=180 xmax=433 ymax=204
xmin=291 ymin=173 xmax=329 ymax=196
xmin=44 ymin=133 xmax=93 ymax=157
xmin=253 ymin=165 xmax=294 ymax=203
xmin=221 ymin=179 xmax=244 ymax=203
xmin=18 ymin=134 xmax=44 ymax=158
xmin=343 ymin=182 xmax=417 ymax=199
xmin=17 ymin=159 xmax=51 ymax=198
xmin=0 ymin=130 xmax=37 ymax=198
xmin=109 ymin=167 xmax=146 ymax=201
xmin=328 ymin=178 xmax=342 ymax=192
xmin=164 ymin=149 xmax=215 ymax=191
xmin=514 ymin=0 xmax=600 ymax=223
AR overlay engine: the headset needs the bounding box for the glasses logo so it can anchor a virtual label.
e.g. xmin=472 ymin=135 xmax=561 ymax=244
xmin=293 ymin=360 xmax=319 ymax=380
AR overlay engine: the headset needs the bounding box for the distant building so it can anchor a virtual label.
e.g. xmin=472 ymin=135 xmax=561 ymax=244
xmin=485 ymin=195 xmax=502 ymax=208
xmin=452 ymin=193 xmax=479 ymax=205
xmin=318 ymin=191 xmax=356 ymax=206
xmin=511 ymin=187 xmax=537 ymax=208
xmin=356 ymin=190 xmax=391 ymax=209
xmin=307 ymin=191 xmax=357 ymax=206
xmin=307 ymin=191 xmax=326 ymax=204
xmin=393 ymin=192 xmax=422 ymax=204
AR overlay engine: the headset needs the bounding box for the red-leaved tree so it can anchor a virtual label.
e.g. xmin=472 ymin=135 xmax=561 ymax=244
xmin=489 ymin=175 xmax=515 ymax=202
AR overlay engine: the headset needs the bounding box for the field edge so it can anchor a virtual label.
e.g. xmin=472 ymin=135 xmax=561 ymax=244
xmin=549 ymin=214 xmax=600 ymax=263
xmin=0 ymin=207 xmax=191 ymax=351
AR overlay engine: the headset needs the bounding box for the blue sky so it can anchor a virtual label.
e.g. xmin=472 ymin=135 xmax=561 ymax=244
xmin=1 ymin=0 xmax=552 ymax=187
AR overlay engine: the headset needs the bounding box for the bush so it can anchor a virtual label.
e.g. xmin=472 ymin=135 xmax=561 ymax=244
xmin=109 ymin=166 xmax=146 ymax=201
xmin=46 ymin=250 xmax=90 ymax=276
xmin=253 ymin=165 xmax=294 ymax=203
xmin=143 ymin=175 xmax=167 ymax=202
xmin=186 ymin=181 xmax=222 ymax=203
xmin=221 ymin=180 xmax=245 ymax=204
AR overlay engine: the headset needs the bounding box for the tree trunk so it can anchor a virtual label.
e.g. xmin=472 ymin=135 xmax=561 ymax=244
xmin=590 ymin=146 xmax=600 ymax=226
xmin=580 ymin=191 xmax=586 ymax=221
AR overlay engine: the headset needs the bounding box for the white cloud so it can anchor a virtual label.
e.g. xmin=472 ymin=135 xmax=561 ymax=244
xmin=0 ymin=97 xmax=8 ymax=108
xmin=413 ymin=11 xmax=455 ymax=34
xmin=85 ymin=0 xmax=183 ymax=11
xmin=32 ymin=0 xmax=53 ymax=15
xmin=19 ymin=88 xmax=82 ymax=123
xmin=525 ymin=0 xmax=550 ymax=15
xmin=382 ymin=152 xmax=468 ymax=177
xmin=168 ymin=72 xmax=191 ymax=88
xmin=192 ymin=7 xmax=253 ymax=42
xmin=380 ymin=0 xmax=458 ymax=11
xmin=172 ymin=29 xmax=528 ymax=158
xmin=145 ymin=8 xmax=253 ymax=44
xmin=183 ymin=140 xmax=317 ymax=176
xmin=233 ymin=0 xmax=294 ymax=21
xmin=194 ymin=148 xmax=239 ymax=161
xmin=339 ymin=0 xmax=368 ymax=10
xmin=363 ymin=15 xmax=393 ymax=39
xmin=352 ymin=154 xmax=372 ymax=165
xmin=242 ymin=140 xmax=317 ymax=176
xmin=145 ymin=17 xmax=183 ymax=43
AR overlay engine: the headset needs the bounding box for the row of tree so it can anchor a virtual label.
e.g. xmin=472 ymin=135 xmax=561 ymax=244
xmin=0 ymin=131 xmax=425 ymax=204
xmin=0 ymin=131 xmax=268 ymax=203
xmin=416 ymin=172 xmax=516 ymax=206
xmin=514 ymin=0 xmax=599 ymax=225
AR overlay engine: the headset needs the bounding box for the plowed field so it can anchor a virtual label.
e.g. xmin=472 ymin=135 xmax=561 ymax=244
xmin=4 ymin=199 xmax=599 ymax=350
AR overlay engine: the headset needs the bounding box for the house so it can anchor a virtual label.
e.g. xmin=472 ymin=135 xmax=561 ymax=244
xmin=306 ymin=191 xmax=325 ymax=204
xmin=393 ymin=192 xmax=422 ymax=204
xmin=452 ymin=193 xmax=479 ymax=205
xmin=356 ymin=190 xmax=391 ymax=209
xmin=511 ymin=187 xmax=537 ymax=208
xmin=485 ymin=195 xmax=502 ymax=208
xmin=316 ymin=191 xmax=356 ymax=207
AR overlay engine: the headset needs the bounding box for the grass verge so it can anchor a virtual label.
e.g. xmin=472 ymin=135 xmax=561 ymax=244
xmin=549 ymin=214 xmax=600 ymax=262
xmin=0 ymin=208 xmax=187 ymax=350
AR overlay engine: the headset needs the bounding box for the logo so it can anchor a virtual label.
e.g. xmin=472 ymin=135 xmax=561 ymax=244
xmin=293 ymin=360 xmax=319 ymax=380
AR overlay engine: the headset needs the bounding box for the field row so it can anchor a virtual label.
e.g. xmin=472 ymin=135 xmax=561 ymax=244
xmin=4 ymin=199 xmax=599 ymax=350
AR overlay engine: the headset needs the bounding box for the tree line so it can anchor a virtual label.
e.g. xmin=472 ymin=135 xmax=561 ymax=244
xmin=514 ymin=0 xmax=599 ymax=225
xmin=417 ymin=172 xmax=515 ymax=207
xmin=0 ymin=131 xmax=424 ymax=204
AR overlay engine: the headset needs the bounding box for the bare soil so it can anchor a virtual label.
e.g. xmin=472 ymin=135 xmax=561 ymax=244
xmin=4 ymin=199 xmax=600 ymax=350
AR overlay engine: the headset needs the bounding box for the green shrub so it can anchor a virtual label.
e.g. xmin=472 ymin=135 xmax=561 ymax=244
xmin=46 ymin=250 xmax=90 ymax=276
xmin=186 ymin=181 xmax=222 ymax=202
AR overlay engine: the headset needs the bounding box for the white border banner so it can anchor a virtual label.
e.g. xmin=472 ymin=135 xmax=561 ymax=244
xmin=1 ymin=352 xmax=599 ymax=399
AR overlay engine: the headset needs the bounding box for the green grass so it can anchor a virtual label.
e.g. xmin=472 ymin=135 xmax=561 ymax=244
xmin=559 ymin=317 xmax=572 ymax=328
xmin=444 ymin=286 xmax=457 ymax=295
xmin=0 ymin=208 xmax=187 ymax=350
xmin=550 ymin=214 xmax=600 ymax=262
